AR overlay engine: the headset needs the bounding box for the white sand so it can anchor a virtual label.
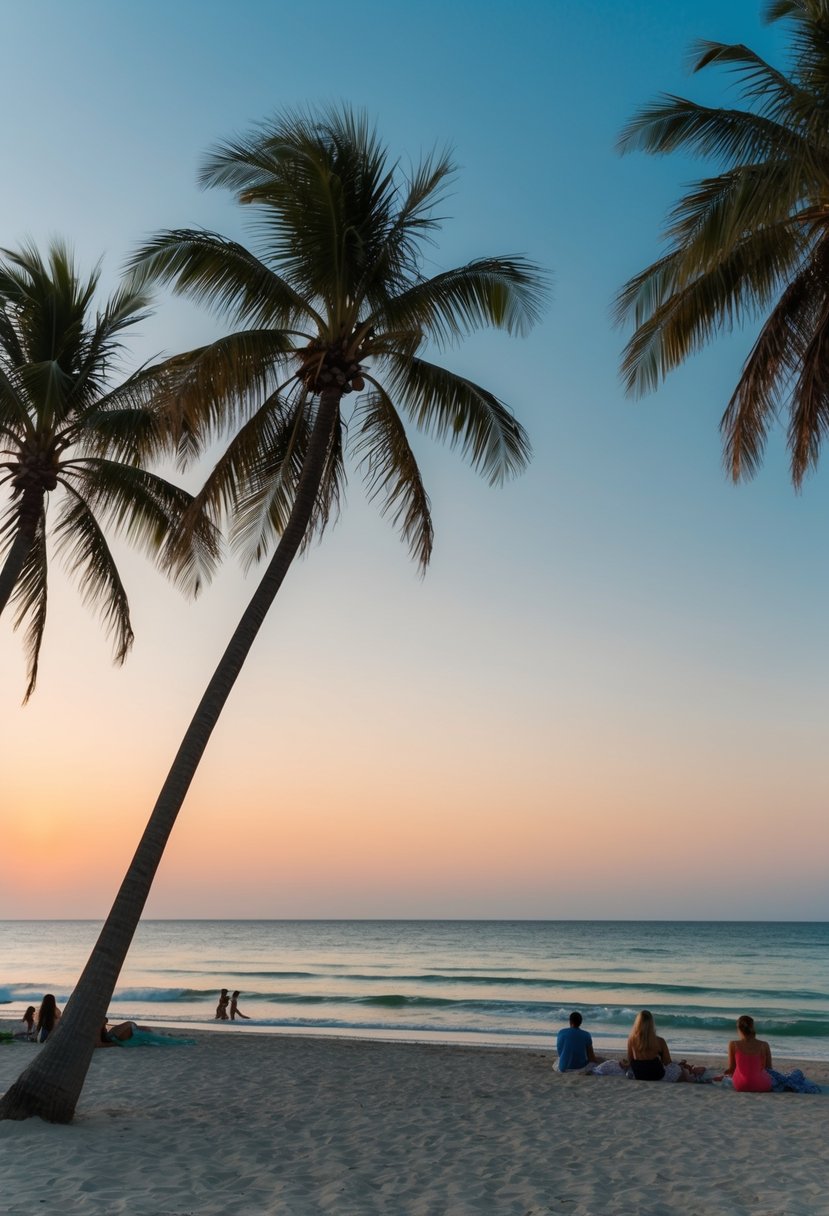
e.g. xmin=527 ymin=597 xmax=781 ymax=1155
xmin=1 ymin=1032 xmax=827 ymax=1215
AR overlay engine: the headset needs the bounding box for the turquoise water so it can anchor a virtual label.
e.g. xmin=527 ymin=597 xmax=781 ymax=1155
xmin=1 ymin=920 xmax=826 ymax=1061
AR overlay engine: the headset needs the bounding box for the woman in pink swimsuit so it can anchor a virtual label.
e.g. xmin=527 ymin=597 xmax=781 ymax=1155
xmin=726 ymin=1015 xmax=772 ymax=1092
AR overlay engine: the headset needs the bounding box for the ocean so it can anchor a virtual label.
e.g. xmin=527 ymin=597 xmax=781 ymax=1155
xmin=1 ymin=920 xmax=827 ymax=1061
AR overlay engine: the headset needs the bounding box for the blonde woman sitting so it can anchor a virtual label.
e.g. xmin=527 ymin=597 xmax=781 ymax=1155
xmin=627 ymin=1010 xmax=700 ymax=1082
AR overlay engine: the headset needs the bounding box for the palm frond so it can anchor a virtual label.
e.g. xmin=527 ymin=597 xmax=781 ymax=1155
xmin=352 ymin=147 xmax=456 ymax=306
xmin=129 ymin=229 xmax=321 ymax=331
xmin=9 ymin=508 xmax=48 ymax=702
xmin=618 ymin=95 xmax=809 ymax=167
xmin=352 ymin=383 xmax=433 ymax=569
xmin=64 ymin=458 xmax=223 ymax=594
xmin=382 ymin=354 xmax=531 ymax=485
xmin=225 ymin=391 xmax=310 ymax=567
xmin=663 ymin=164 xmax=813 ymax=259
xmin=52 ymin=485 xmax=134 ymax=667
xmin=0 ymin=363 xmax=31 ymax=437
xmin=145 ymin=329 xmax=301 ymax=465
xmin=689 ymin=39 xmax=813 ymax=121
xmin=783 ymin=240 xmax=829 ymax=482
xmin=372 ymin=258 xmax=549 ymax=348
xmin=63 ymin=282 xmax=154 ymax=416
xmin=202 ymin=107 xmax=412 ymax=316
xmin=617 ymin=223 xmax=804 ymax=395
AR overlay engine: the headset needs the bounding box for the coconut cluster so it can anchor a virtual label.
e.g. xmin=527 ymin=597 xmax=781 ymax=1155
xmin=298 ymin=336 xmax=367 ymax=396
xmin=11 ymin=441 xmax=60 ymax=494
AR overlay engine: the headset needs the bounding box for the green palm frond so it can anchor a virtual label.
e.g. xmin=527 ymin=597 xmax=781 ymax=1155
xmin=618 ymin=95 xmax=808 ymax=166
xmin=352 ymin=148 xmax=456 ymax=305
xmin=74 ymin=362 xmax=189 ymax=465
xmin=618 ymin=223 xmax=804 ymax=395
xmin=53 ymin=485 xmax=133 ymax=666
xmin=0 ymin=364 xmax=30 ymax=435
xmin=147 ymin=329 xmax=301 ymax=464
xmin=201 ymin=107 xmax=416 ymax=315
xmin=664 ymin=165 xmax=813 ymax=259
xmin=618 ymin=0 xmax=829 ymax=483
xmin=63 ymin=283 xmax=154 ymax=416
xmin=226 ymin=386 xmax=342 ymax=566
xmin=10 ymin=509 xmax=48 ymax=702
xmin=0 ymin=242 xmax=97 ymax=375
xmin=719 ymin=242 xmax=829 ymax=481
xmin=689 ymin=39 xmax=813 ymax=118
xmin=128 ymin=229 xmax=320 ymax=332
xmin=352 ymin=383 xmax=433 ymax=570
xmin=720 ymin=296 xmax=805 ymax=481
xmin=65 ymin=458 xmax=222 ymax=581
xmin=225 ymin=392 xmax=310 ymax=568
xmin=383 ymin=354 xmax=531 ymax=485
xmin=372 ymin=258 xmax=549 ymax=349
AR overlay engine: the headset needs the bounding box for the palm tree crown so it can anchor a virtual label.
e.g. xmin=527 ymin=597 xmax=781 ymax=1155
xmin=132 ymin=105 xmax=547 ymax=579
xmin=616 ymin=0 xmax=829 ymax=485
xmin=0 ymin=241 xmax=216 ymax=698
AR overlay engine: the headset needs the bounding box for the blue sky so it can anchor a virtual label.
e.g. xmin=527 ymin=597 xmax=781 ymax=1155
xmin=1 ymin=0 xmax=826 ymax=919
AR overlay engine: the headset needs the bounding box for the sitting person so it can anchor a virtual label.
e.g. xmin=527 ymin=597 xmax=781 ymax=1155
xmin=555 ymin=1010 xmax=602 ymax=1071
xmin=725 ymin=1015 xmax=772 ymax=1092
xmin=35 ymin=994 xmax=61 ymax=1043
xmin=626 ymin=1010 xmax=699 ymax=1082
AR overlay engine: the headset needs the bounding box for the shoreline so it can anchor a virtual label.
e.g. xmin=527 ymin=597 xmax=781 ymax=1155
xmin=6 ymin=1011 xmax=829 ymax=1065
xmin=1 ymin=1030 xmax=827 ymax=1214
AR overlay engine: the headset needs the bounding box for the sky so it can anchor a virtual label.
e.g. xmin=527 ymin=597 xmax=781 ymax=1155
xmin=1 ymin=0 xmax=827 ymax=920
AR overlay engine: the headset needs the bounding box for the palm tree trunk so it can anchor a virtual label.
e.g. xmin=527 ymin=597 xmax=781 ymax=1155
xmin=0 ymin=490 xmax=42 ymax=617
xmin=0 ymin=389 xmax=342 ymax=1123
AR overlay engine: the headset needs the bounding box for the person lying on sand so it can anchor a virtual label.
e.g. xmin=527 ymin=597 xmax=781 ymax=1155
xmin=98 ymin=1020 xmax=150 ymax=1045
xmin=97 ymin=1019 xmax=195 ymax=1048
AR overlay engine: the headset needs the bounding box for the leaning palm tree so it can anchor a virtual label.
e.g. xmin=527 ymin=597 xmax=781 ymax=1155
xmin=0 ymin=241 xmax=218 ymax=700
xmin=616 ymin=0 xmax=829 ymax=485
xmin=0 ymin=106 xmax=547 ymax=1122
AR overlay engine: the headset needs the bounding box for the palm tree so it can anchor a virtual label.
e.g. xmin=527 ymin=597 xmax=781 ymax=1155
xmin=0 ymin=106 xmax=547 ymax=1122
xmin=616 ymin=0 xmax=829 ymax=485
xmin=0 ymin=241 xmax=218 ymax=699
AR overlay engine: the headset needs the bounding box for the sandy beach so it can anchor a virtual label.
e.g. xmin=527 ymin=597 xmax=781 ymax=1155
xmin=0 ymin=1031 xmax=826 ymax=1215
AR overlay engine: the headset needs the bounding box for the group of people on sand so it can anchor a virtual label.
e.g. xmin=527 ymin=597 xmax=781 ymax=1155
xmin=14 ymin=995 xmax=61 ymax=1043
xmin=556 ymin=1009 xmax=780 ymax=1091
xmin=215 ymin=988 xmax=249 ymax=1021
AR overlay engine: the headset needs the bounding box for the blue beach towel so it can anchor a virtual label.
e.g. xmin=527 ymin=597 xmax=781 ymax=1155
xmin=767 ymin=1068 xmax=822 ymax=1094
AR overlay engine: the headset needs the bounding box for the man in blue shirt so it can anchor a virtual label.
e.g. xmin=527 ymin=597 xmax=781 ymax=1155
xmin=555 ymin=1010 xmax=599 ymax=1071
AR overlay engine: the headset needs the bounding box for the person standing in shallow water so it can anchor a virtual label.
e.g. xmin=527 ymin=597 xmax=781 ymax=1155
xmin=215 ymin=989 xmax=230 ymax=1020
xmin=229 ymin=991 xmax=250 ymax=1021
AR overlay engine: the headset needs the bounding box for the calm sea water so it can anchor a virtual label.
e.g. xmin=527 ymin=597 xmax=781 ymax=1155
xmin=1 ymin=920 xmax=827 ymax=1061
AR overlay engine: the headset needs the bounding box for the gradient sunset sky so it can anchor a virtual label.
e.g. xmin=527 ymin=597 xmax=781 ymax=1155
xmin=2 ymin=0 xmax=827 ymax=920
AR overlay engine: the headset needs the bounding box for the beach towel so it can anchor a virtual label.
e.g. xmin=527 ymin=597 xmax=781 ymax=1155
xmin=110 ymin=1027 xmax=195 ymax=1047
xmin=767 ymin=1068 xmax=821 ymax=1094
